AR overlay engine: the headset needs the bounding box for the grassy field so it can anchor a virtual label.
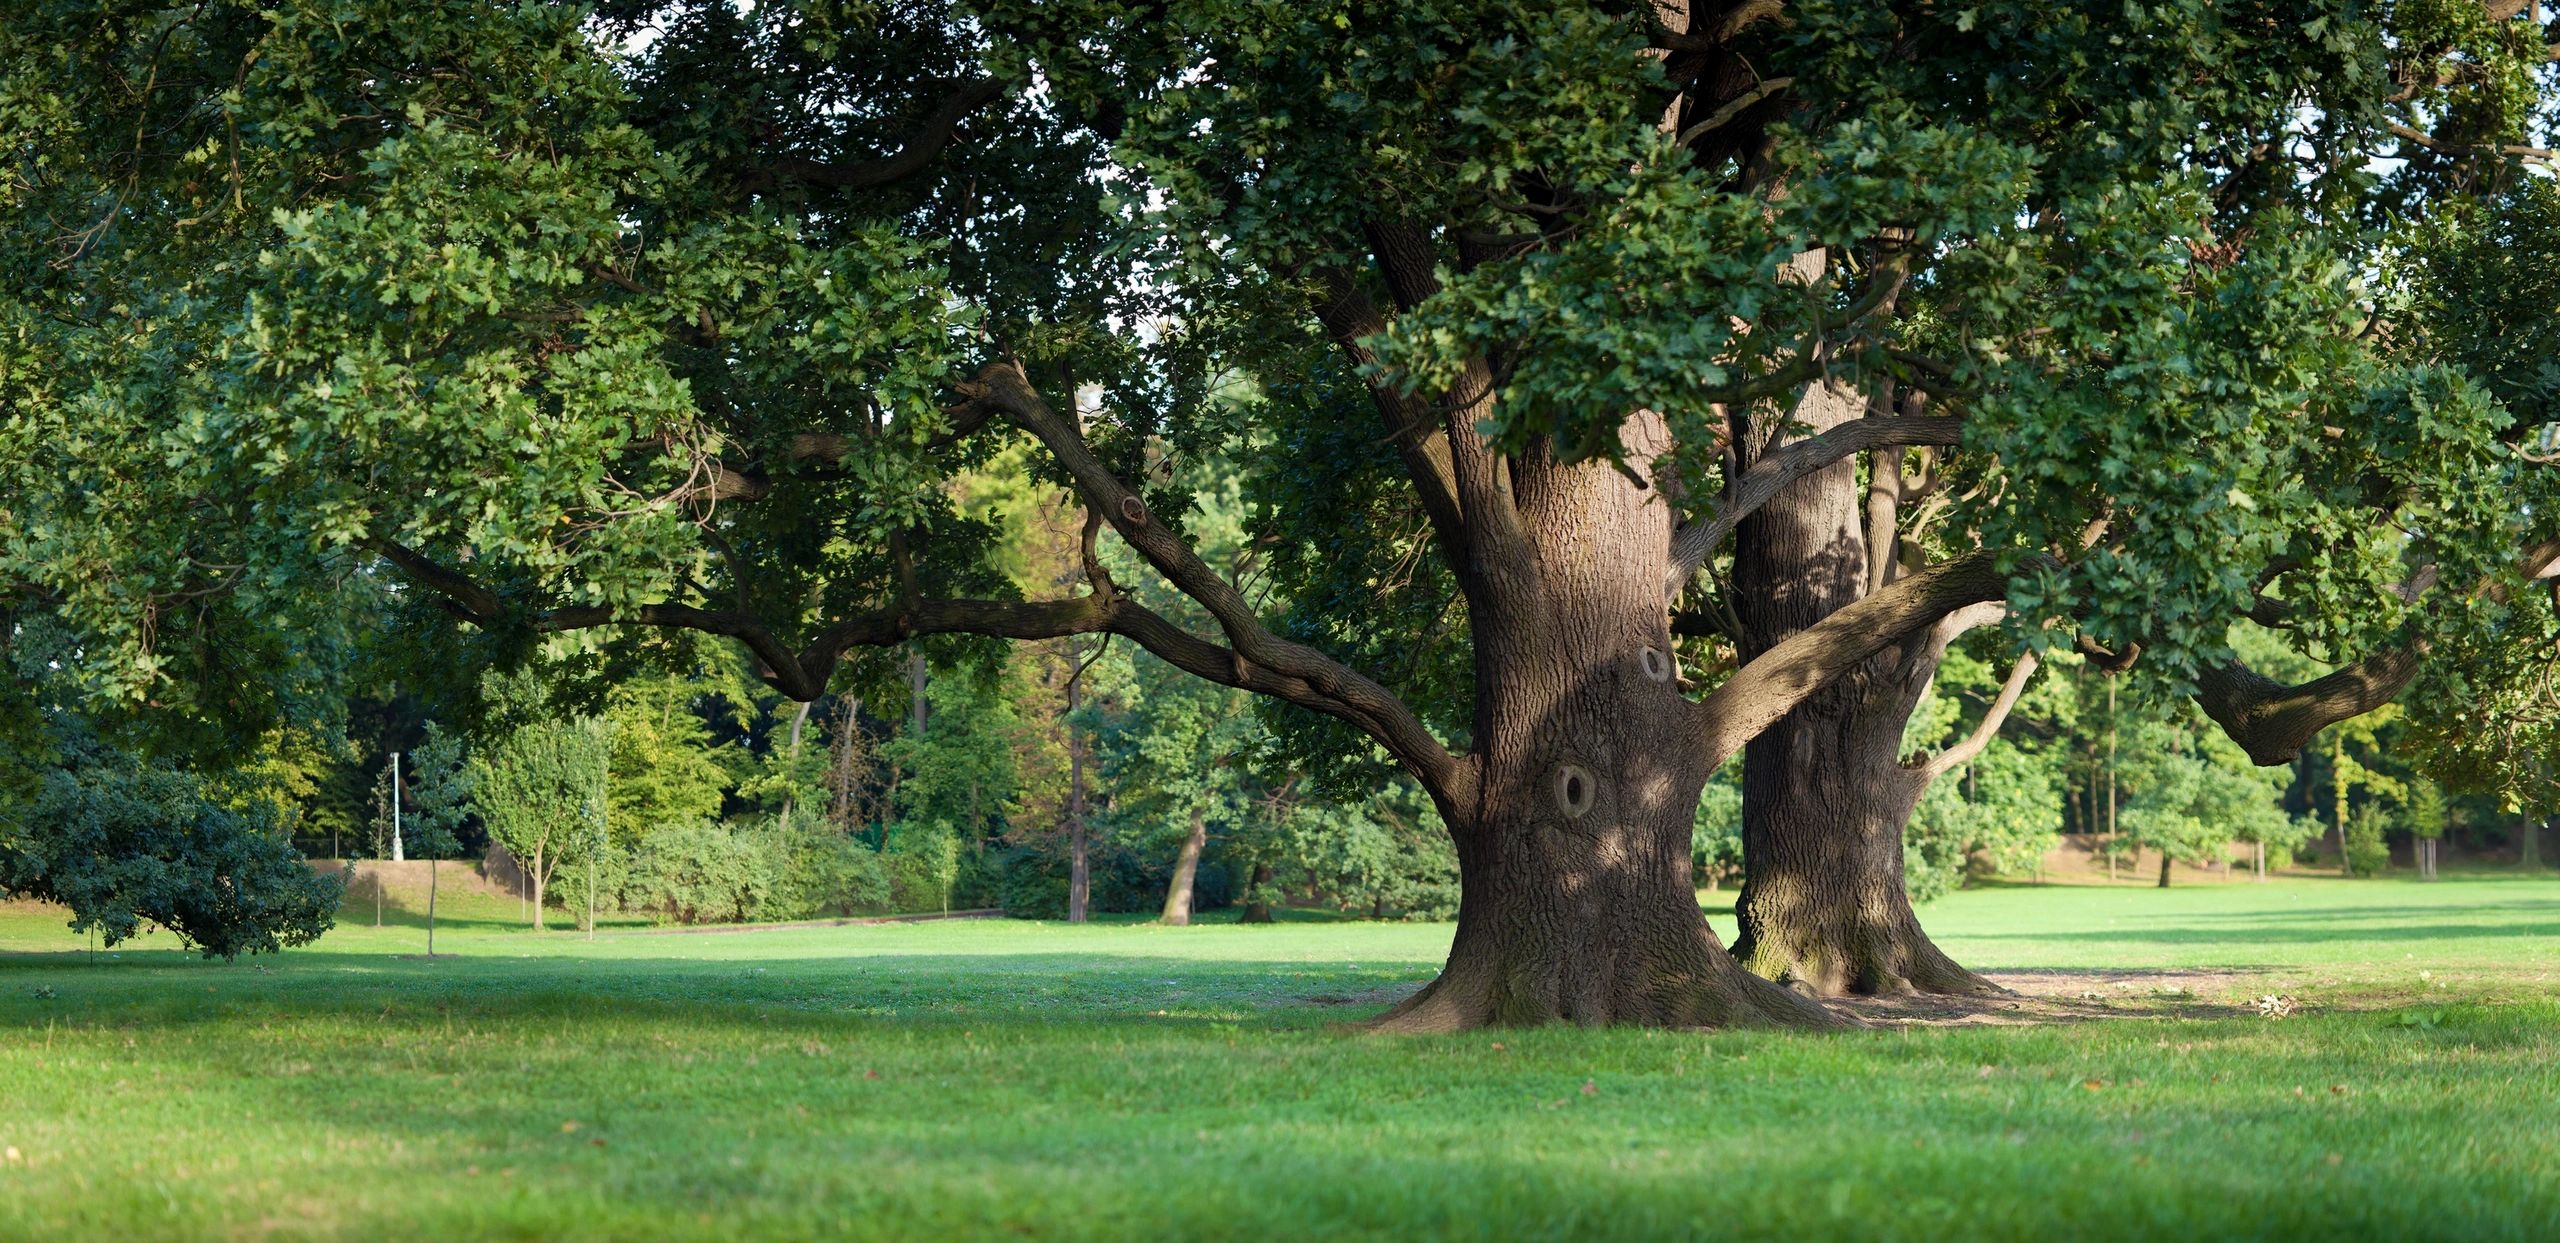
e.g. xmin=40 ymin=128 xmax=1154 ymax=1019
xmin=3 ymin=874 xmax=2556 ymax=1241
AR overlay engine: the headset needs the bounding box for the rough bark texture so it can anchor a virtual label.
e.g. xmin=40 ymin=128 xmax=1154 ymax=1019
xmin=1160 ymin=811 xmax=1206 ymax=926
xmin=1374 ymin=416 xmax=1847 ymax=1032
xmin=1725 ymin=380 xmax=1997 ymax=998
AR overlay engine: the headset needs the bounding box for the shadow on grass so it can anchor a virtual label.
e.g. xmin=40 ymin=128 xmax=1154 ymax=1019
xmin=0 ymin=949 xmax=1440 ymax=1034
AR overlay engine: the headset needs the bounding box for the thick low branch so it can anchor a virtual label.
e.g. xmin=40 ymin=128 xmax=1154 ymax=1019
xmin=374 ymin=533 xmax=1461 ymax=769
xmin=1695 ymin=550 xmax=2014 ymax=768
xmin=976 ymin=360 xmax=1464 ymax=790
xmin=736 ymin=78 xmax=1004 ymax=194
xmin=1665 ymin=416 xmax=1965 ymax=600
xmin=2194 ymin=652 xmax=2422 ymax=768
xmin=2197 ymin=536 xmax=2560 ymax=764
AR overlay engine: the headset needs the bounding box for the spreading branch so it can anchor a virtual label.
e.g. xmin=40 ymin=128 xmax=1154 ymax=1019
xmin=974 ymin=360 xmax=1466 ymax=790
xmin=1694 ymin=550 xmax=2014 ymax=767
xmin=1665 ymin=415 xmax=1966 ymax=599
xmin=2197 ymin=536 xmax=2560 ymax=764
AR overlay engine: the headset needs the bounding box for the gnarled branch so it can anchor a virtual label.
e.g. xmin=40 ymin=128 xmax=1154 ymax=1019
xmin=974 ymin=359 xmax=1465 ymax=791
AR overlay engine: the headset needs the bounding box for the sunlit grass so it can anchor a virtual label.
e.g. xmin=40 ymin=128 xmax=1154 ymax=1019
xmin=3 ymin=875 xmax=2555 ymax=1241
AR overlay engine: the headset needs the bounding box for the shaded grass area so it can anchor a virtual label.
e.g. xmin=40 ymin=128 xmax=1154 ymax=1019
xmin=2 ymin=878 xmax=2556 ymax=1241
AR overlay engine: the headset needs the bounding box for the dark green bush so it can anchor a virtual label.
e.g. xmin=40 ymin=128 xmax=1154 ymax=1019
xmin=2 ymin=764 xmax=341 ymax=956
xmin=995 ymin=841 xmax=1160 ymax=919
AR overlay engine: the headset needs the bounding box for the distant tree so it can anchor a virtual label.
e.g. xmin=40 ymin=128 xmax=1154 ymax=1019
xmin=602 ymin=673 xmax=733 ymax=838
xmin=1691 ymin=768 xmax=1745 ymax=894
xmin=406 ymin=726 xmax=471 ymax=952
xmin=1089 ymin=646 xmax=1255 ymax=926
xmin=2401 ymin=778 xmax=2452 ymax=880
xmin=469 ymin=707 xmax=608 ymax=932
xmin=1 ymin=760 xmax=338 ymax=957
xmin=2122 ymin=725 xmax=2310 ymax=887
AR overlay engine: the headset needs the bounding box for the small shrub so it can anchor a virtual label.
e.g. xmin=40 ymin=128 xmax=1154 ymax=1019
xmin=762 ymin=824 xmax=890 ymax=919
xmin=623 ymin=823 xmax=781 ymax=924
xmin=2345 ymin=809 xmax=2393 ymax=877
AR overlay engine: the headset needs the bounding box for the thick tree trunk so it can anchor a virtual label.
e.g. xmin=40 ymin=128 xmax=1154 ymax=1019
xmin=1375 ymin=419 xmax=1845 ymax=1032
xmin=1729 ymin=700 xmax=1994 ymax=995
xmin=1377 ymin=735 xmax=1840 ymax=1030
xmin=2158 ymin=853 xmax=2173 ymax=888
xmin=1725 ymin=380 xmax=1996 ymax=998
xmin=1160 ymin=811 xmax=1206 ymax=926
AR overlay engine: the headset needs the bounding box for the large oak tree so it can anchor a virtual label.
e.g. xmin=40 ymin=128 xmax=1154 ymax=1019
xmin=6 ymin=0 xmax=2557 ymax=1026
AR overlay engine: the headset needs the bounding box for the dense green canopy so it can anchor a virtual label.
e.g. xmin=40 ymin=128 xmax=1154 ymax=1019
xmin=5 ymin=1 xmax=2557 ymax=1016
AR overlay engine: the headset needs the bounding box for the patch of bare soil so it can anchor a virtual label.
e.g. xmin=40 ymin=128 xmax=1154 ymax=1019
xmin=1832 ymin=968 xmax=2269 ymax=1027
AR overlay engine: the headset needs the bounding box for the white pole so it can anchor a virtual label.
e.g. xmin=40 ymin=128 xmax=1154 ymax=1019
xmin=390 ymin=752 xmax=404 ymax=863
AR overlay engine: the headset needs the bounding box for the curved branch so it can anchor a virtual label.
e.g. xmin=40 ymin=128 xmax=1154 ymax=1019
xmin=2195 ymin=652 xmax=2422 ymax=768
xmin=1920 ymin=650 xmax=2040 ymax=781
xmin=377 ymin=532 xmax=1451 ymax=763
xmin=1695 ymin=550 xmax=2015 ymax=768
xmin=1665 ymin=416 xmax=1966 ymax=600
xmin=975 ymin=360 xmax=1464 ymax=790
xmin=2197 ymin=535 xmax=2560 ymax=764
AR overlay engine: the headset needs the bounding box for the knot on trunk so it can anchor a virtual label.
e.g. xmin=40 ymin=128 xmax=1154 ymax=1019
xmin=1553 ymin=764 xmax=1597 ymax=818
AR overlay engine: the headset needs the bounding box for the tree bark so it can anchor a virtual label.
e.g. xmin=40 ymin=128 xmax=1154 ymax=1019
xmin=2158 ymin=852 xmax=2173 ymax=888
xmin=1239 ymin=862 xmax=1275 ymax=924
xmin=1161 ymin=810 xmax=1206 ymax=926
xmin=531 ymin=848 xmax=547 ymax=932
xmin=1722 ymin=380 xmax=1996 ymax=998
xmin=1374 ymin=416 xmax=1847 ymax=1032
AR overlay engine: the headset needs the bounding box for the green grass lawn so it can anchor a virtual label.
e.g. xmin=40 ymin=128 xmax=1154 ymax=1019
xmin=3 ymin=874 xmax=2556 ymax=1241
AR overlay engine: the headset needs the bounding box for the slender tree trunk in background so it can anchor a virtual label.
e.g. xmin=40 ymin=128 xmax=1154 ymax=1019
xmin=909 ymin=652 xmax=929 ymax=737
xmin=531 ymin=849 xmax=547 ymax=932
xmin=2157 ymin=852 xmax=2172 ymax=889
xmin=2256 ymin=839 xmax=2267 ymax=881
xmin=2334 ymin=734 xmax=2352 ymax=877
xmin=2106 ymin=681 xmax=2120 ymax=881
xmin=778 ymin=700 xmax=812 ymax=833
xmin=2526 ymin=819 xmax=2546 ymax=871
xmin=1066 ymin=658 xmax=1090 ymax=924
xmin=1240 ymin=862 xmax=1275 ymax=924
xmin=1725 ymin=380 xmax=1996 ymax=998
xmin=1160 ymin=810 xmax=1207 ymax=926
